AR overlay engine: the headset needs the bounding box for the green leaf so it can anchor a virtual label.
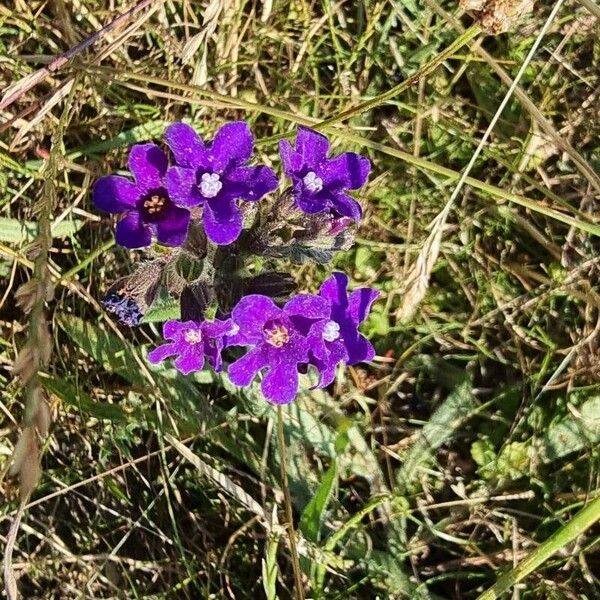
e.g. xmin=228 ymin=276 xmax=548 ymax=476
xmin=262 ymin=533 xmax=279 ymax=600
xmin=397 ymin=377 xmax=475 ymax=491
xmin=496 ymin=441 xmax=530 ymax=479
xmin=42 ymin=377 xmax=129 ymax=422
xmin=58 ymin=314 xmax=146 ymax=386
xmin=299 ymin=460 xmax=338 ymax=543
xmin=0 ymin=217 xmax=83 ymax=244
xmin=141 ymin=298 xmax=180 ymax=323
xmin=541 ymin=395 xmax=600 ymax=461
xmin=69 ymin=120 xmax=169 ymax=159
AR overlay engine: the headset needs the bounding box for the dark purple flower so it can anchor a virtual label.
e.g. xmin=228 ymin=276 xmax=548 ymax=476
xmin=164 ymin=122 xmax=278 ymax=245
xmin=308 ymin=272 xmax=379 ymax=387
xmin=226 ymin=294 xmax=330 ymax=404
xmin=103 ymin=293 xmax=143 ymax=327
xmin=93 ymin=144 xmax=191 ymax=248
xmin=279 ymin=127 xmax=371 ymax=221
xmin=147 ymin=318 xmax=234 ymax=375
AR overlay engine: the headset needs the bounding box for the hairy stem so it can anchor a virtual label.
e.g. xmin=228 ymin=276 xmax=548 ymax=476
xmin=277 ymin=406 xmax=305 ymax=600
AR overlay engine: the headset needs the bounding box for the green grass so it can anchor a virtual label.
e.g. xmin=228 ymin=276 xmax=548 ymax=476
xmin=1 ymin=0 xmax=600 ymax=598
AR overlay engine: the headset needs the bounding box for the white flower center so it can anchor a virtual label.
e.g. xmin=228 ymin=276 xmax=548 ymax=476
xmin=228 ymin=323 xmax=240 ymax=336
xmin=184 ymin=329 xmax=202 ymax=344
xmin=303 ymin=171 xmax=323 ymax=193
xmin=200 ymin=172 xmax=222 ymax=198
xmin=322 ymin=320 xmax=340 ymax=342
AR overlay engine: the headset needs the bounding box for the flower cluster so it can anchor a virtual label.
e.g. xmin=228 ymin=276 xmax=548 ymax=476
xmin=94 ymin=122 xmax=378 ymax=404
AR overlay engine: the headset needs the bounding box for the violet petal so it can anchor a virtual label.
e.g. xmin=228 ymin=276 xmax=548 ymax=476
xmin=166 ymin=166 xmax=203 ymax=207
xmin=203 ymin=197 xmax=243 ymax=245
xmin=284 ymin=294 xmax=331 ymax=320
xmin=174 ymin=349 xmax=205 ymax=374
xmin=347 ymin=334 xmax=376 ymax=365
xmin=155 ymin=204 xmax=190 ymax=246
xmin=279 ymin=139 xmax=303 ymax=174
xmin=228 ymin=347 xmax=269 ymax=387
xmin=348 ymin=288 xmax=380 ymax=325
xmin=164 ymin=122 xmax=208 ymax=169
xmin=210 ymin=121 xmax=254 ymax=172
xmin=128 ymin=143 xmax=168 ymax=190
xmin=115 ymin=212 xmax=152 ymax=248
xmin=93 ymin=175 xmax=139 ymax=213
xmin=261 ymin=360 xmax=299 ymax=404
xmin=331 ymin=191 xmax=362 ymax=221
xmin=319 ymin=272 xmax=349 ymax=308
xmin=147 ymin=342 xmax=178 ymax=364
xmin=296 ymin=126 xmax=330 ymax=165
xmin=321 ymin=152 xmax=371 ymax=190
xmin=231 ymin=295 xmax=281 ymax=343
xmin=227 ymin=165 xmax=278 ymax=202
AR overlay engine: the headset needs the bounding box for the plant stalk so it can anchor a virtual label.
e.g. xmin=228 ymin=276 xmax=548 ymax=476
xmin=277 ymin=406 xmax=305 ymax=600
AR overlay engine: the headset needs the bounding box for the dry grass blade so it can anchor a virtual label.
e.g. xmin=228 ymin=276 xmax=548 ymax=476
xmin=3 ymin=502 xmax=26 ymax=600
xmin=398 ymin=203 xmax=451 ymax=321
xmin=0 ymin=0 xmax=160 ymax=112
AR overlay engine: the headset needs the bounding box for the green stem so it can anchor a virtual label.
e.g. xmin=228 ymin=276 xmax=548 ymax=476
xmin=476 ymin=493 xmax=600 ymax=599
xmin=58 ymin=238 xmax=115 ymax=283
xmin=276 ymin=406 xmax=305 ymax=600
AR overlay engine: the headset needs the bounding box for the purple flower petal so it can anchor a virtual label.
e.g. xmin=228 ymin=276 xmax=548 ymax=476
xmin=203 ymin=318 xmax=235 ymax=338
xmin=294 ymin=187 xmax=329 ymax=214
xmin=284 ymin=294 xmax=330 ymax=320
xmin=312 ymin=341 xmax=347 ymax=388
xmin=93 ymin=175 xmax=139 ymax=213
xmin=296 ymin=127 xmax=330 ymax=165
xmin=308 ymin=321 xmax=348 ymax=362
xmin=203 ymin=197 xmax=243 ymax=245
xmin=166 ymin=166 xmax=203 ymax=207
xmin=319 ymin=272 xmax=349 ymax=308
xmin=321 ymin=153 xmax=371 ymax=190
xmin=115 ymin=212 xmax=152 ymax=248
xmin=349 ymin=288 xmax=380 ymax=325
xmin=331 ymin=192 xmax=362 ymax=220
xmin=231 ymin=295 xmax=281 ymax=343
xmin=346 ymin=334 xmax=376 ymax=365
xmin=279 ymin=139 xmax=303 ymax=174
xmin=128 ymin=144 xmax=168 ymax=190
xmin=164 ymin=122 xmax=208 ymax=169
xmin=155 ymin=204 xmax=190 ymax=246
xmin=163 ymin=319 xmax=187 ymax=340
xmin=227 ymin=165 xmax=278 ymax=202
xmin=261 ymin=361 xmax=299 ymax=404
xmin=147 ymin=342 xmax=178 ymax=364
xmin=210 ymin=121 xmax=254 ymax=172
xmin=228 ymin=347 xmax=269 ymax=387
xmin=174 ymin=349 xmax=205 ymax=374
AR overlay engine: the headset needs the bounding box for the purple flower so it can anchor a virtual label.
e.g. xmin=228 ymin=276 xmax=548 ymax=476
xmin=308 ymin=272 xmax=379 ymax=387
xmin=93 ymin=144 xmax=191 ymax=248
xmin=226 ymin=294 xmax=330 ymax=404
xmin=164 ymin=122 xmax=278 ymax=245
xmin=147 ymin=318 xmax=234 ymax=375
xmin=279 ymin=127 xmax=371 ymax=221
